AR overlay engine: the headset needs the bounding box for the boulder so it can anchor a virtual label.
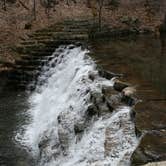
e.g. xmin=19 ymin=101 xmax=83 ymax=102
xmin=121 ymin=95 xmax=136 ymax=106
xmin=89 ymin=90 xmax=114 ymax=115
xmin=113 ymin=80 xmax=129 ymax=92
xmin=131 ymin=130 xmax=166 ymax=165
xmin=121 ymin=86 xmax=137 ymax=106
xmin=86 ymin=104 xmax=98 ymax=116
xmin=98 ymin=67 xmax=123 ymax=80
xmin=122 ymin=86 xmax=136 ymax=97
xmin=74 ymin=120 xmax=85 ymax=134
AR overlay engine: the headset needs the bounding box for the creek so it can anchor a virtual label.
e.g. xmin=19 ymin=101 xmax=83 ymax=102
xmin=0 ymin=35 xmax=165 ymax=166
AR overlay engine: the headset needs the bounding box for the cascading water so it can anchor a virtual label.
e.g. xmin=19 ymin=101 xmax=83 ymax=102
xmin=16 ymin=45 xmax=139 ymax=166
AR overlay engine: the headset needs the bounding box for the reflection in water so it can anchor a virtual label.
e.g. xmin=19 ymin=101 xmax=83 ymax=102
xmin=90 ymin=35 xmax=166 ymax=164
xmin=159 ymin=35 xmax=166 ymax=94
xmin=90 ymin=35 xmax=166 ymax=96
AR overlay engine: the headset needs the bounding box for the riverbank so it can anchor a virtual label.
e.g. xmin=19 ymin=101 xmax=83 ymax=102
xmin=1 ymin=0 xmax=166 ymax=70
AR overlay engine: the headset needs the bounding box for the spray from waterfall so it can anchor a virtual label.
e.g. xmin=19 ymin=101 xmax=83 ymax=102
xmin=16 ymin=45 xmax=139 ymax=166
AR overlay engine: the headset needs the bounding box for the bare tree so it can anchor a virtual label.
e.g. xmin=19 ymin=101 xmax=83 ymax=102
xmin=18 ymin=0 xmax=29 ymax=11
xmin=86 ymin=0 xmax=91 ymax=8
xmin=144 ymin=0 xmax=160 ymax=22
xmin=66 ymin=0 xmax=76 ymax=6
xmin=3 ymin=0 xmax=6 ymax=11
xmin=92 ymin=0 xmax=120 ymax=30
xmin=97 ymin=0 xmax=104 ymax=30
xmin=87 ymin=0 xmax=105 ymax=30
xmin=40 ymin=0 xmax=58 ymax=17
xmin=33 ymin=0 xmax=37 ymax=20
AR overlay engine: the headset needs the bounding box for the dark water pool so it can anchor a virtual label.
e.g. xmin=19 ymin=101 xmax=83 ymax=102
xmin=0 ymin=84 xmax=34 ymax=165
xmin=89 ymin=34 xmax=166 ymax=164
xmin=0 ymin=34 xmax=166 ymax=165
xmin=90 ymin=34 xmax=166 ymax=97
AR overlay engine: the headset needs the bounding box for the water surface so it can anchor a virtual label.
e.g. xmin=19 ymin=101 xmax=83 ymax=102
xmin=90 ymin=35 xmax=166 ymax=97
xmin=0 ymin=35 xmax=166 ymax=165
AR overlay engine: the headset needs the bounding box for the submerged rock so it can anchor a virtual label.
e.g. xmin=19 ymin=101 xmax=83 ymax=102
xmin=131 ymin=130 xmax=166 ymax=165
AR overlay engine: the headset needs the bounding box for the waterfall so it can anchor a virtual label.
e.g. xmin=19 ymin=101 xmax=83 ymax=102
xmin=16 ymin=45 xmax=138 ymax=166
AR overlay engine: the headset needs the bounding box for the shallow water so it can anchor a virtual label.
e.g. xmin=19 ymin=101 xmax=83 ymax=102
xmin=0 ymin=35 xmax=166 ymax=165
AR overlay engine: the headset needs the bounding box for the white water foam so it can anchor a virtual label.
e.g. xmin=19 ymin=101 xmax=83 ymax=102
xmin=16 ymin=45 xmax=138 ymax=166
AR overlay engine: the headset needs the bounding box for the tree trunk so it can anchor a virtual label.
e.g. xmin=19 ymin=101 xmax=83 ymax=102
xmin=66 ymin=0 xmax=69 ymax=5
xmin=98 ymin=0 xmax=104 ymax=31
xmin=98 ymin=5 xmax=102 ymax=30
xmin=18 ymin=0 xmax=29 ymax=10
xmin=3 ymin=0 xmax=6 ymax=11
xmin=86 ymin=0 xmax=91 ymax=8
xmin=33 ymin=0 xmax=36 ymax=20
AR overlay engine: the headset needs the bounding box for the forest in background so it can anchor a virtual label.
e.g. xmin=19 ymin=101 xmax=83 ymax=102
xmin=0 ymin=0 xmax=166 ymax=66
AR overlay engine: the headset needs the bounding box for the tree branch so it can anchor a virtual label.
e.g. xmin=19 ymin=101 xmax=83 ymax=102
xmin=18 ymin=0 xmax=29 ymax=11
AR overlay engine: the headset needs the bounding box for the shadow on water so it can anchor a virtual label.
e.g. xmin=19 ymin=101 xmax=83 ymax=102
xmin=0 ymin=79 xmax=34 ymax=166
